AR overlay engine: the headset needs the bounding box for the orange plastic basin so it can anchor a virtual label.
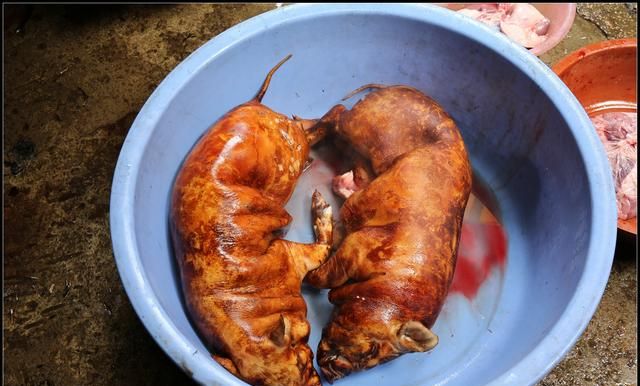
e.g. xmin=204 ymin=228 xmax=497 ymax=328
xmin=554 ymin=38 xmax=637 ymax=235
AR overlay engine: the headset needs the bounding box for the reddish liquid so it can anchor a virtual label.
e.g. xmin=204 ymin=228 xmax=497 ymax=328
xmin=450 ymin=183 xmax=508 ymax=300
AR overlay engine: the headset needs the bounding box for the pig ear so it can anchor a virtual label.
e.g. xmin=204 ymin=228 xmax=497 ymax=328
xmin=397 ymin=321 xmax=438 ymax=352
xmin=269 ymin=314 xmax=290 ymax=347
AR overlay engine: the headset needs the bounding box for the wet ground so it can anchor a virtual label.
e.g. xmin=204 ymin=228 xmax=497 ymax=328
xmin=3 ymin=4 xmax=637 ymax=386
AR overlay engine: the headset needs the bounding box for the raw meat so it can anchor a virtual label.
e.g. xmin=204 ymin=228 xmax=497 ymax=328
xmin=618 ymin=164 xmax=636 ymax=221
xmin=456 ymin=3 xmax=551 ymax=48
xmin=591 ymin=111 xmax=637 ymax=220
xmin=332 ymin=170 xmax=358 ymax=199
xmin=500 ymin=3 xmax=551 ymax=48
xmin=457 ymin=4 xmax=502 ymax=31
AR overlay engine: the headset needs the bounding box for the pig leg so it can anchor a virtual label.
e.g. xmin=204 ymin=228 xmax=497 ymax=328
xmin=305 ymin=226 xmax=392 ymax=289
xmin=277 ymin=190 xmax=334 ymax=277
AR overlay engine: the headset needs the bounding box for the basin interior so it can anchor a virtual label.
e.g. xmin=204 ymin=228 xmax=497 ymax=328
xmin=129 ymin=11 xmax=592 ymax=386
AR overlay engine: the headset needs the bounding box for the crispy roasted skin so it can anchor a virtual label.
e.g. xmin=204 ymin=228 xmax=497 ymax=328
xmin=306 ymin=85 xmax=472 ymax=382
xmin=170 ymin=57 xmax=331 ymax=386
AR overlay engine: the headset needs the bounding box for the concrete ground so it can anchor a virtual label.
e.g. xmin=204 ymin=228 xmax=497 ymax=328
xmin=3 ymin=4 xmax=637 ymax=386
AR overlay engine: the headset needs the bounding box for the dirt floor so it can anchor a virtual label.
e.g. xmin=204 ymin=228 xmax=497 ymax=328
xmin=3 ymin=4 xmax=637 ymax=386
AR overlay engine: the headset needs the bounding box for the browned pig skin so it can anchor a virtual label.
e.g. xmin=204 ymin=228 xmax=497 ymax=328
xmin=170 ymin=55 xmax=332 ymax=386
xmin=305 ymin=85 xmax=472 ymax=382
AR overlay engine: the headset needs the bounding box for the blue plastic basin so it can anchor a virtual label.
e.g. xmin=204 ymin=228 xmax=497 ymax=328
xmin=110 ymin=4 xmax=617 ymax=386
